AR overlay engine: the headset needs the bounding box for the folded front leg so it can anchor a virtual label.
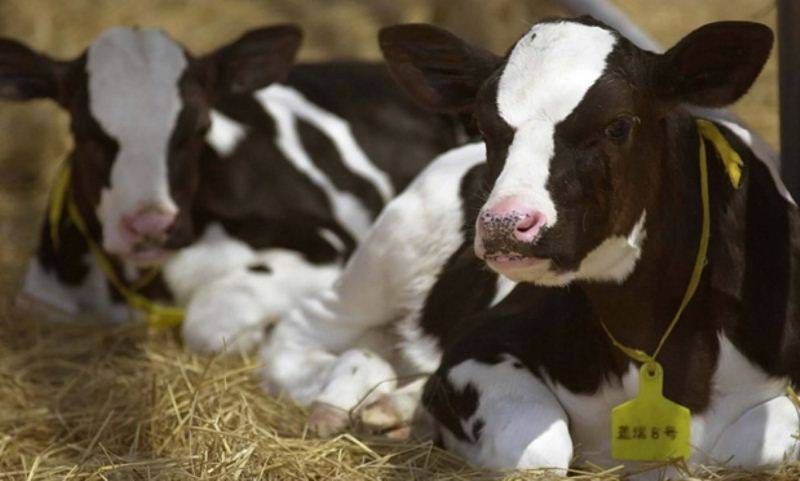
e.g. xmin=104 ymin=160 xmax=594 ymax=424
xmin=308 ymin=347 xmax=399 ymax=436
xmin=260 ymin=145 xmax=485 ymax=398
xmin=179 ymin=249 xmax=338 ymax=354
xmin=424 ymin=355 xmax=573 ymax=472
xmin=706 ymin=394 xmax=800 ymax=467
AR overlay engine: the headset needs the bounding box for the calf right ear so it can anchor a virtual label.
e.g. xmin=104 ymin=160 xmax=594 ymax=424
xmin=379 ymin=24 xmax=501 ymax=114
xmin=655 ymin=22 xmax=773 ymax=107
xmin=0 ymin=38 xmax=67 ymax=102
xmin=203 ymin=24 xmax=303 ymax=97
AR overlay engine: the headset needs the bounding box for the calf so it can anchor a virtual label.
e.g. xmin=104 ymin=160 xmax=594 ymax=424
xmin=382 ymin=17 xmax=800 ymax=474
xmin=261 ymin=16 xmax=800 ymax=476
xmin=1 ymin=25 xmax=461 ymax=352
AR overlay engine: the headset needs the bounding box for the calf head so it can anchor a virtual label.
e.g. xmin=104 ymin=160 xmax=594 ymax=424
xmin=381 ymin=18 xmax=772 ymax=285
xmin=0 ymin=25 xmax=302 ymax=266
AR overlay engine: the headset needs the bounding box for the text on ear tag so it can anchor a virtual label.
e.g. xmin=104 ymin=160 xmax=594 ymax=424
xmin=611 ymin=362 xmax=691 ymax=461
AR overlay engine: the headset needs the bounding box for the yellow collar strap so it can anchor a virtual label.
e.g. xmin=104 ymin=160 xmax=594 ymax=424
xmin=48 ymin=162 xmax=184 ymax=328
xmin=601 ymin=119 xmax=741 ymax=365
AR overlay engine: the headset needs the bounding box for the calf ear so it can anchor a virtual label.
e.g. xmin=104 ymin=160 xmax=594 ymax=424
xmin=0 ymin=38 xmax=67 ymax=102
xmin=655 ymin=21 xmax=773 ymax=107
xmin=379 ymin=24 xmax=501 ymax=113
xmin=204 ymin=24 xmax=302 ymax=96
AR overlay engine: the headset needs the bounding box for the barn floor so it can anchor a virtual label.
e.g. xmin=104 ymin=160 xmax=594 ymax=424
xmin=0 ymin=1 xmax=795 ymax=480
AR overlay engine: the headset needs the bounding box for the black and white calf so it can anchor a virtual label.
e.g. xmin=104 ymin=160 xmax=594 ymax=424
xmin=261 ymin=16 xmax=800 ymax=475
xmin=1 ymin=25 xmax=461 ymax=352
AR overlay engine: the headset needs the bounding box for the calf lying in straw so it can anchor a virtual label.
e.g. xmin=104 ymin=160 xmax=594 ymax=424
xmin=0 ymin=24 xmax=462 ymax=352
xmin=261 ymin=16 xmax=800 ymax=478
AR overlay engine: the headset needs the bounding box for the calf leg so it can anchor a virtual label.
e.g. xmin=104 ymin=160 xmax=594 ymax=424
xmin=262 ymin=325 xmax=401 ymax=435
xmin=260 ymin=146 xmax=484 ymax=409
xmin=308 ymin=348 xmax=399 ymax=436
xmin=180 ymin=250 xmax=338 ymax=354
xmin=361 ymin=378 xmax=427 ymax=433
xmin=424 ymin=355 xmax=572 ymax=472
xmin=707 ymin=395 xmax=800 ymax=467
xmin=166 ymin=224 xmax=340 ymax=354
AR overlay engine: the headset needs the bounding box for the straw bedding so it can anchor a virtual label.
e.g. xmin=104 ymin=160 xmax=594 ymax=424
xmin=2 ymin=308 xmax=800 ymax=480
xmin=0 ymin=1 xmax=791 ymax=479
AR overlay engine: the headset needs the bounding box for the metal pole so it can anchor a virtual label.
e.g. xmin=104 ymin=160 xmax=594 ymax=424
xmin=555 ymin=0 xmax=663 ymax=52
xmin=778 ymin=0 xmax=800 ymax=200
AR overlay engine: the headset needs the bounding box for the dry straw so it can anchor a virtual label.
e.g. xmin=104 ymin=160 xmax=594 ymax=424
xmin=1 ymin=300 xmax=798 ymax=481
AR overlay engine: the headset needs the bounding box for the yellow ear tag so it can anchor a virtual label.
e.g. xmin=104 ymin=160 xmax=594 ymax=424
xmin=611 ymin=362 xmax=691 ymax=461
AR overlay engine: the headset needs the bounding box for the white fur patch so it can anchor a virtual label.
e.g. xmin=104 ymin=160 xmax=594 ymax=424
xmin=696 ymin=335 xmax=797 ymax=466
xmin=256 ymin=86 xmax=374 ymax=241
xmin=499 ymin=210 xmax=647 ymax=286
xmin=259 ymin=84 xmax=395 ymax=202
xmin=206 ymin=109 xmax=247 ymax=156
xmin=396 ymin=314 xmax=442 ymax=374
xmin=87 ymin=27 xmax=187 ymax=254
xmin=443 ymin=355 xmax=573 ymax=471
xmin=490 ymin=275 xmax=517 ymax=306
xmin=313 ymin=348 xmax=398 ymax=410
xmin=548 ymin=363 xmax=640 ymax=465
xmin=317 ymin=227 xmax=347 ymax=255
xmin=485 ymin=21 xmax=617 ymax=228
xmin=164 ymin=223 xmax=340 ymax=354
xmin=21 ymin=255 xmax=131 ymax=322
xmin=182 ymin=253 xmax=339 ymax=354
xmin=573 ymin=209 xmax=647 ymax=283
xmin=163 ymin=224 xmax=255 ymax=304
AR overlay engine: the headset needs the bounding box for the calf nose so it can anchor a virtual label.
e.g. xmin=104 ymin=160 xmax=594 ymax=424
xmin=123 ymin=207 xmax=177 ymax=240
xmin=511 ymin=210 xmax=547 ymax=242
xmin=477 ymin=198 xmax=547 ymax=244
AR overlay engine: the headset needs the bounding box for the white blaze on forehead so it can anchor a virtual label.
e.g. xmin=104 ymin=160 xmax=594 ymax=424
xmin=487 ymin=21 xmax=617 ymax=224
xmin=87 ymin=27 xmax=187 ymax=250
xmin=497 ymin=21 xmax=617 ymax=127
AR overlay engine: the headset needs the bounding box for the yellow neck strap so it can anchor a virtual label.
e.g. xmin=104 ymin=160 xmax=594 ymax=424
xmin=48 ymin=162 xmax=184 ymax=328
xmin=601 ymin=119 xmax=742 ymax=364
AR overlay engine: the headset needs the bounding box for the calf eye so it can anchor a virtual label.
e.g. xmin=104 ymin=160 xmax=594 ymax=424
xmin=604 ymin=116 xmax=638 ymax=143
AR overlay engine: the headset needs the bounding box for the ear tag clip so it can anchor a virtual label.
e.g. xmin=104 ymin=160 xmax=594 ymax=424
xmin=611 ymin=362 xmax=691 ymax=462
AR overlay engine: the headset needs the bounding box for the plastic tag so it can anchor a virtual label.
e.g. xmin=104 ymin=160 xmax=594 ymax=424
xmin=611 ymin=362 xmax=691 ymax=461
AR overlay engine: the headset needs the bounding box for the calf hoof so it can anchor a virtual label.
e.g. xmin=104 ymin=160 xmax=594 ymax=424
xmin=307 ymin=401 xmax=350 ymax=437
xmin=385 ymin=426 xmax=412 ymax=440
xmin=410 ymin=405 xmax=439 ymax=442
xmin=360 ymin=395 xmax=403 ymax=432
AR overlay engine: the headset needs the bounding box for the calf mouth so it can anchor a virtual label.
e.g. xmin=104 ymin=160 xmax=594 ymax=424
xmin=483 ymin=253 xmax=551 ymax=282
xmin=484 ymin=253 xmax=547 ymax=268
xmin=476 ymin=227 xmax=549 ymax=263
xmin=125 ymin=239 xmax=173 ymax=266
xmin=476 ymin=230 xmax=572 ymax=282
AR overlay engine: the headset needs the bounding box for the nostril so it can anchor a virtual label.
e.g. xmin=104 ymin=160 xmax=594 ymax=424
xmin=513 ymin=212 xmax=546 ymax=242
xmin=517 ymin=212 xmax=545 ymax=232
xmin=515 ymin=214 xmax=537 ymax=233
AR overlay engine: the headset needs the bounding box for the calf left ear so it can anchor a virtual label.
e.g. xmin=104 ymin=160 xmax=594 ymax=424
xmin=379 ymin=24 xmax=501 ymax=113
xmin=203 ymin=25 xmax=302 ymax=96
xmin=655 ymin=21 xmax=773 ymax=107
xmin=0 ymin=38 xmax=69 ymax=103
